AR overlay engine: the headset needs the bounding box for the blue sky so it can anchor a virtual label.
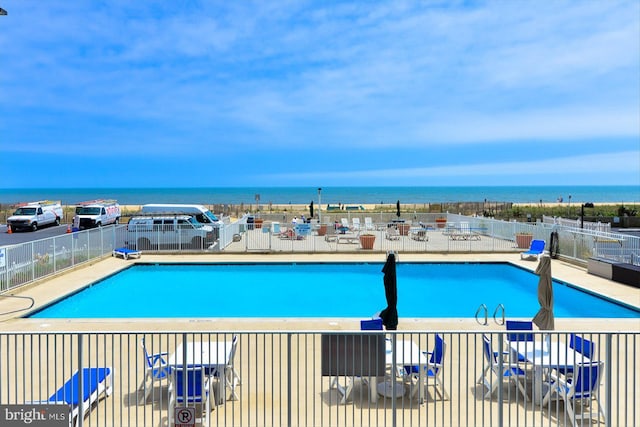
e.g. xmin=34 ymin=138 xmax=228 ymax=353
xmin=1 ymin=0 xmax=639 ymax=188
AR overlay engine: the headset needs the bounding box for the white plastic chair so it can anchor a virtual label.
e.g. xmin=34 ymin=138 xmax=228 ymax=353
xmin=138 ymin=337 xmax=170 ymax=404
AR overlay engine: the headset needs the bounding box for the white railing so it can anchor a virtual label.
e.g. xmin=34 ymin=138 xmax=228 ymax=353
xmin=543 ymin=215 xmax=612 ymax=232
xmin=2 ymin=216 xmax=639 ymax=294
xmin=0 ymin=330 xmax=636 ymax=427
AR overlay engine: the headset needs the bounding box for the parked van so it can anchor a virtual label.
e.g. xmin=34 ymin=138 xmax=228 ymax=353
xmin=7 ymin=200 xmax=63 ymax=232
xmin=125 ymin=215 xmax=216 ymax=250
xmin=140 ymin=204 xmax=222 ymax=224
xmin=74 ymin=199 xmax=121 ymax=229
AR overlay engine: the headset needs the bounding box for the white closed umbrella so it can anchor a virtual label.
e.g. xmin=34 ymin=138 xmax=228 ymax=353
xmin=532 ymin=256 xmax=554 ymax=330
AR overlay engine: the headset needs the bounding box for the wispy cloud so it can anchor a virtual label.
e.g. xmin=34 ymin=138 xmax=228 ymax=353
xmin=0 ymin=0 xmax=638 ymax=186
xmin=262 ymin=151 xmax=640 ymax=184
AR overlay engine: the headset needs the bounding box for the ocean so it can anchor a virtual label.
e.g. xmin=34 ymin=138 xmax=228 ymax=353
xmin=0 ymin=186 xmax=638 ymax=206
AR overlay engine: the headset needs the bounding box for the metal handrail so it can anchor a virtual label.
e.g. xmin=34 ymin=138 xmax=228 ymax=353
xmin=475 ymin=304 xmax=488 ymax=325
xmin=493 ymin=303 xmax=505 ymax=325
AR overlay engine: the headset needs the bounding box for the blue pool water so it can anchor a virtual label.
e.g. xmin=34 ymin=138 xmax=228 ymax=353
xmin=27 ymin=263 xmax=639 ymax=319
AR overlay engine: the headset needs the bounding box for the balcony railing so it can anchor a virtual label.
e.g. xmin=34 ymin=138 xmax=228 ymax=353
xmin=0 ymin=330 xmax=637 ymax=427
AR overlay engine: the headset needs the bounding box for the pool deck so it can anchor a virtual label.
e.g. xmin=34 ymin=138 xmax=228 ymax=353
xmin=1 ymin=252 xmax=638 ymax=331
xmin=0 ymin=253 xmax=638 ymax=427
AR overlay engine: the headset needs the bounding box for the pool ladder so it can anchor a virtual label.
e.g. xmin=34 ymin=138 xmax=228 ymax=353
xmin=475 ymin=303 xmax=505 ymax=326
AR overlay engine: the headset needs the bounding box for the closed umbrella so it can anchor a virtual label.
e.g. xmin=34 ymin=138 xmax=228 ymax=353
xmin=309 ymin=201 xmax=314 ymax=218
xmin=379 ymin=252 xmax=398 ymax=330
xmin=396 ymin=200 xmax=401 ymax=218
xmin=532 ymin=256 xmax=554 ymax=330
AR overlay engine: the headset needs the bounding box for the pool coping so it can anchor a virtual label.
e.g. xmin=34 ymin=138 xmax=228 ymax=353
xmin=1 ymin=253 xmax=639 ymax=332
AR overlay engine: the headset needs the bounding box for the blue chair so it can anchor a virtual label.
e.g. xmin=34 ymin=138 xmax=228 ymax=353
xmin=557 ymin=334 xmax=595 ymax=377
xmin=506 ymin=320 xmax=534 ymax=341
xmin=169 ymin=367 xmax=211 ymax=426
xmin=481 ymin=335 xmax=528 ymax=401
xmin=360 ymin=318 xmax=383 ymax=330
xmin=542 ymin=361 xmax=605 ymax=427
xmin=32 ymin=367 xmax=113 ymax=425
xmin=404 ymin=334 xmax=449 ymax=400
xmin=138 ymin=337 xmax=170 ymax=403
xmin=521 ymin=239 xmax=545 ymax=260
xmin=506 ymin=320 xmax=534 ymax=363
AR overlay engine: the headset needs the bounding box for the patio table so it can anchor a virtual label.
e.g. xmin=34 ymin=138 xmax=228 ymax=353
xmin=369 ymin=339 xmax=428 ymax=404
xmin=509 ymin=339 xmax=590 ymax=403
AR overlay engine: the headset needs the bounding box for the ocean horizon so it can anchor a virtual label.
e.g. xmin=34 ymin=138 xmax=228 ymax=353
xmin=0 ymin=186 xmax=638 ymax=206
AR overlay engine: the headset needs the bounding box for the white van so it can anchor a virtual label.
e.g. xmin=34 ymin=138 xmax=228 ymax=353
xmin=141 ymin=204 xmax=222 ymax=225
xmin=125 ymin=215 xmax=216 ymax=250
xmin=74 ymin=199 xmax=121 ymax=229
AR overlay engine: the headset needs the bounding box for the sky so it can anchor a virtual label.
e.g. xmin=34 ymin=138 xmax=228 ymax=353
xmin=0 ymin=0 xmax=639 ymax=188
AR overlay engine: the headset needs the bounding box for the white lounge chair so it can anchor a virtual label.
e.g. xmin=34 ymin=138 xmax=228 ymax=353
xmin=449 ymin=222 xmax=480 ymax=241
xmin=385 ymin=227 xmax=400 ymax=240
xmin=352 ymin=217 xmax=361 ymax=231
xmin=364 ymin=217 xmax=375 ymax=230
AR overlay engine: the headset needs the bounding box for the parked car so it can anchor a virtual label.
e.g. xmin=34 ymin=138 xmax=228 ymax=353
xmin=125 ymin=215 xmax=216 ymax=250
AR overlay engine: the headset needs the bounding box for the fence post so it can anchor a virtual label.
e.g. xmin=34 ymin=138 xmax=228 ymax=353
xmin=497 ymin=332 xmax=504 ymax=427
xmin=77 ymin=333 xmax=84 ymax=427
xmin=605 ymin=333 xmax=612 ymax=427
xmin=287 ymin=333 xmax=292 ymax=427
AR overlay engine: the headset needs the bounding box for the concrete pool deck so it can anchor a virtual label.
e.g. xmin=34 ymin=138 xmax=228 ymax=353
xmin=1 ymin=252 xmax=638 ymax=331
xmin=0 ymin=253 xmax=638 ymax=427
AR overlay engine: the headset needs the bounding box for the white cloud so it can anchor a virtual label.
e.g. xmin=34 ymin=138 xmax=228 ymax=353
xmin=263 ymin=151 xmax=640 ymax=183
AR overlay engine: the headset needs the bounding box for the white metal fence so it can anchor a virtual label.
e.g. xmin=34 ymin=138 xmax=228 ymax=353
xmin=0 ymin=330 xmax=637 ymax=427
xmin=2 ymin=215 xmax=639 ymax=293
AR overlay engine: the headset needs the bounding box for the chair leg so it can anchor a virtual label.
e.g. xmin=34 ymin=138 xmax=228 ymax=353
xmin=225 ymin=367 xmax=239 ymax=401
xmin=137 ymin=373 xmax=151 ymax=404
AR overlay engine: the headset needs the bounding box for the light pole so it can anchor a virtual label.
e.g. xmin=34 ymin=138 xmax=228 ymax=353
xmin=317 ymin=188 xmax=322 ymax=224
xmin=581 ymin=202 xmax=594 ymax=229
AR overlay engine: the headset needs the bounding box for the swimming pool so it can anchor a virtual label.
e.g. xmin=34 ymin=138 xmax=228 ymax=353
xmin=28 ymin=262 xmax=640 ymax=319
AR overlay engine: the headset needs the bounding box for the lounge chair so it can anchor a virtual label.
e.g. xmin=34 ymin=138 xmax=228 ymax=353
xmin=409 ymin=226 xmax=429 ymax=241
xmin=112 ymin=247 xmax=141 ymax=260
xmin=138 ymin=337 xmax=170 ymax=404
xmin=32 ymin=367 xmax=113 ymax=426
xmin=352 ymin=217 xmax=361 ymax=231
xmin=336 ymin=228 xmax=360 ymax=244
xmin=403 ymin=333 xmax=449 ymax=400
xmin=520 ymin=239 xmax=545 ymax=260
xmin=385 ymin=227 xmax=400 ymax=240
xmin=169 ymin=367 xmax=211 ymax=426
xmin=340 ymin=218 xmax=351 ymax=230
xmin=542 ymin=361 xmax=605 ymax=427
xmin=481 ymin=335 xmax=528 ymax=401
xmin=449 ymin=222 xmax=480 ymax=241
xmin=324 ymin=226 xmax=338 ymax=242
xmin=364 ymin=217 xmax=375 ymax=231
